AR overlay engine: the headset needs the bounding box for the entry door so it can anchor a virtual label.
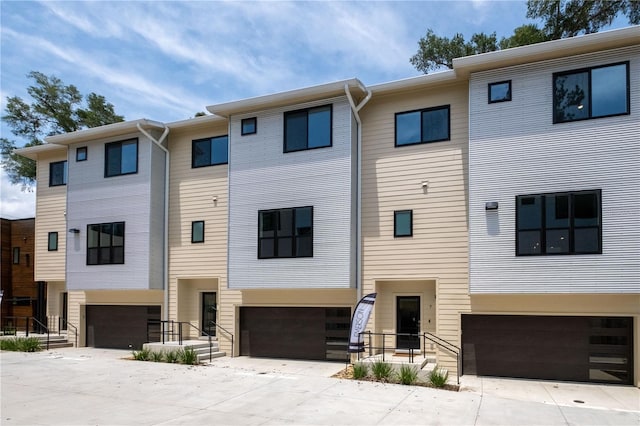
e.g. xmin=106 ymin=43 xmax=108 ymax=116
xmin=61 ymin=292 xmax=68 ymax=331
xmin=201 ymin=292 xmax=217 ymax=337
xmin=397 ymin=296 xmax=420 ymax=349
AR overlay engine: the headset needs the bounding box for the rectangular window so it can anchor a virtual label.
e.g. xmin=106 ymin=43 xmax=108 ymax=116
xmin=86 ymin=222 xmax=125 ymax=265
xmin=48 ymin=232 xmax=58 ymax=251
xmin=394 ymin=210 xmax=413 ymax=237
xmin=489 ymin=80 xmax=512 ymax=103
xmin=12 ymin=247 xmax=20 ymax=264
xmin=76 ymin=146 xmax=87 ymax=161
xmin=284 ymin=105 xmax=332 ymax=152
xmin=395 ymin=105 xmax=450 ymax=146
xmin=49 ymin=161 xmax=67 ymax=186
xmin=258 ymin=206 xmax=313 ymax=258
xmin=553 ymin=62 xmax=629 ymax=123
xmin=241 ymin=117 xmax=257 ymax=135
xmin=191 ymin=221 xmax=205 ymax=243
xmin=192 ymin=135 xmax=228 ymax=168
xmin=105 ymin=139 xmax=138 ymax=177
xmin=516 ymin=190 xmax=601 ymax=256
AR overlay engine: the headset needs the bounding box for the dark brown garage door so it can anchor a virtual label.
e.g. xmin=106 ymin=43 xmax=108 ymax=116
xmin=86 ymin=305 xmax=160 ymax=350
xmin=462 ymin=315 xmax=633 ymax=385
xmin=240 ymin=307 xmax=349 ymax=361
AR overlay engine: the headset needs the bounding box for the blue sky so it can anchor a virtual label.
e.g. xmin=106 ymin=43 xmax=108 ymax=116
xmin=0 ymin=1 xmax=630 ymax=218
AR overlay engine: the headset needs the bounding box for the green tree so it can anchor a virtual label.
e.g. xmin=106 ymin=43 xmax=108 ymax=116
xmin=527 ymin=0 xmax=640 ymax=38
xmin=1 ymin=71 xmax=124 ymax=187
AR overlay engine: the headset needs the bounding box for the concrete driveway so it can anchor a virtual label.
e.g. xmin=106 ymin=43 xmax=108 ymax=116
xmin=1 ymin=347 xmax=638 ymax=425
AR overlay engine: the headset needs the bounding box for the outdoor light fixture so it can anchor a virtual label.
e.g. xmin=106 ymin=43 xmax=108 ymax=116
xmin=421 ymin=180 xmax=429 ymax=189
xmin=485 ymin=201 xmax=499 ymax=210
xmin=68 ymin=228 xmax=80 ymax=234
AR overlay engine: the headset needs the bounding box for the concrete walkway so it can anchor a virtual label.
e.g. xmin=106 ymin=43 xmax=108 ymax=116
xmin=1 ymin=347 xmax=638 ymax=425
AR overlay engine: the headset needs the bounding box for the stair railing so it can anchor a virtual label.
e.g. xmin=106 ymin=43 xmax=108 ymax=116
xmin=181 ymin=321 xmax=213 ymax=362
xmin=29 ymin=317 xmax=50 ymax=350
xmin=208 ymin=320 xmax=234 ymax=358
xmin=60 ymin=318 xmax=78 ymax=347
xmin=422 ymin=331 xmax=461 ymax=384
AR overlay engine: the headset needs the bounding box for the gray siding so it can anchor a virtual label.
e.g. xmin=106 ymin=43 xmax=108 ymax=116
xmin=468 ymin=46 xmax=640 ymax=294
xmin=228 ymin=97 xmax=356 ymax=289
xmin=66 ymin=133 xmax=165 ymax=290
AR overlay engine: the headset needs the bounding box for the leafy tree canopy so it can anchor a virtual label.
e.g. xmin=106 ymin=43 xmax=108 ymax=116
xmin=411 ymin=0 xmax=639 ymax=74
xmin=1 ymin=71 xmax=124 ymax=188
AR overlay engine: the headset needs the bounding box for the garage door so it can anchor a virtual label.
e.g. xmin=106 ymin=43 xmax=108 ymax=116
xmin=240 ymin=307 xmax=350 ymax=361
xmin=462 ymin=315 xmax=633 ymax=385
xmin=86 ymin=305 xmax=160 ymax=350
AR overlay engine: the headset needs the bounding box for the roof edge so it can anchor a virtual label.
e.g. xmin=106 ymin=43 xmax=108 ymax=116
xmin=45 ymin=118 xmax=166 ymax=145
xmin=14 ymin=143 xmax=67 ymax=160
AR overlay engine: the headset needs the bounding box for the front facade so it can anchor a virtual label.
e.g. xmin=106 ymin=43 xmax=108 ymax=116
xmin=16 ymin=26 xmax=639 ymax=386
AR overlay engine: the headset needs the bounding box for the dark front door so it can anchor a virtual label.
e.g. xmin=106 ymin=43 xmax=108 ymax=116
xmin=201 ymin=292 xmax=217 ymax=337
xmin=397 ymin=296 xmax=420 ymax=349
xmin=61 ymin=292 xmax=68 ymax=331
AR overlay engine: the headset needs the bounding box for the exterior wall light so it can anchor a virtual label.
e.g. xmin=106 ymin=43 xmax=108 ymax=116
xmin=68 ymin=228 xmax=80 ymax=233
xmin=485 ymin=202 xmax=499 ymax=210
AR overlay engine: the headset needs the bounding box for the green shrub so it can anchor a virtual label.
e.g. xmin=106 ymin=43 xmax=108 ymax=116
xmin=371 ymin=360 xmax=393 ymax=381
xmin=179 ymin=347 xmax=198 ymax=365
xmin=132 ymin=348 xmax=151 ymax=361
xmin=0 ymin=337 xmax=41 ymax=352
xmin=164 ymin=350 xmax=179 ymax=363
xmin=398 ymin=364 xmax=418 ymax=385
xmin=352 ymin=363 xmax=368 ymax=379
xmin=150 ymin=351 xmax=164 ymax=362
xmin=429 ymin=365 xmax=449 ymax=388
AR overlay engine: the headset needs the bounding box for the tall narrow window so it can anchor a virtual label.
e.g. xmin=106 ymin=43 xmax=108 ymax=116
xmin=12 ymin=247 xmax=20 ymax=264
xmin=394 ymin=210 xmax=413 ymax=237
xmin=48 ymin=232 xmax=58 ymax=251
xmin=105 ymin=139 xmax=138 ymax=177
xmin=49 ymin=161 xmax=67 ymax=186
xmin=395 ymin=105 xmax=450 ymax=146
xmin=284 ymin=105 xmax=332 ymax=152
xmin=191 ymin=221 xmax=205 ymax=243
xmin=258 ymin=207 xmax=313 ymax=258
xmin=192 ymin=136 xmax=228 ymax=167
xmin=87 ymin=222 xmax=125 ymax=265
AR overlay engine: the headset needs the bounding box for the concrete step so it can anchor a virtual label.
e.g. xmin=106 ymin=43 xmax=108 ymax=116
xmin=197 ymin=351 xmax=226 ymax=363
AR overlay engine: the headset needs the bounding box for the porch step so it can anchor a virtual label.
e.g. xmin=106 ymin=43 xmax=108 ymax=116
xmin=188 ymin=342 xmax=226 ymax=363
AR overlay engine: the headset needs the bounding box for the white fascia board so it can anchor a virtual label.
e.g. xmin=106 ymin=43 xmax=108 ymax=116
xmin=14 ymin=143 xmax=67 ymax=160
xmin=166 ymin=114 xmax=227 ymax=130
xmin=368 ymin=70 xmax=459 ymax=94
xmin=45 ymin=119 xmax=166 ymax=145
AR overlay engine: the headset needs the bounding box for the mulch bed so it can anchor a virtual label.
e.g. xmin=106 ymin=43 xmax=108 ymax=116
xmin=331 ymin=365 xmax=460 ymax=392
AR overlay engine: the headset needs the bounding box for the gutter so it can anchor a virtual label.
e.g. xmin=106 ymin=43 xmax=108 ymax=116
xmin=344 ymin=83 xmax=372 ymax=302
xmin=137 ymin=123 xmax=171 ymax=322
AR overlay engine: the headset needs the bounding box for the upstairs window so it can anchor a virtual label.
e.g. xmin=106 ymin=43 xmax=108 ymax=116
xmin=192 ymin=135 xmax=228 ymax=168
xmin=48 ymin=232 xmax=58 ymax=251
xmin=488 ymin=80 xmax=512 ymax=103
xmin=553 ymin=62 xmax=629 ymax=123
xmin=12 ymin=247 xmax=20 ymax=264
xmin=241 ymin=117 xmax=257 ymax=135
xmin=516 ymin=190 xmax=601 ymax=256
xmin=49 ymin=161 xmax=67 ymax=186
xmin=395 ymin=105 xmax=450 ymax=147
xmin=76 ymin=147 xmax=87 ymax=161
xmin=105 ymin=139 xmax=138 ymax=177
xmin=87 ymin=222 xmax=125 ymax=265
xmin=284 ymin=105 xmax=332 ymax=152
xmin=191 ymin=221 xmax=205 ymax=243
xmin=258 ymin=206 xmax=313 ymax=258
xmin=394 ymin=210 xmax=413 ymax=237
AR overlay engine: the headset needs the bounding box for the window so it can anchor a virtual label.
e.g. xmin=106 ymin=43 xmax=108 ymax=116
xmin=76 ymin=147 xmax=87 ymax=161
xmin=284 ymin=105 xmax=332 ymax=152
xmin=394 ymin=210 xmax=413 ymax=237
xmin=516 ymin=190 xmax=601 ymax=256
xmin=48 ymin=232 xmax=58 ymax=251
xmin=49 ymin=161 xmax=67 ymax=186
xmin=12 ymin=247 xmax=20 ymax=264
xmin=241 ymin=117 xmax=257 ymax=135
xmin=395 ymin=105 xmax=450 ymax=146
xmin=105 ymin=139 xmax=138 ymax=177
xmin=258 ymin=206 xmax=313 ymax=258
xmin=553 ymin=62 xmax=629 ymax=123
xmin=87 ymin=222 xmax=125 ymax=265
xmin=191 ymin=221 xmax=205 ymax=243
xmin=489 ymin=80 xmax=512 ymax=103
xmin=192 ymin=135 xmax=228 ymax=168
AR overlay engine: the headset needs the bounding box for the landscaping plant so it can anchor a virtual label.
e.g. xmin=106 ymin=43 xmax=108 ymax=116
xmin=164 ymin=350 xmax=179 ymax=363
xmin=132 ymin=348 xmax=151 ymax=361
xmin=150 ymin=351 xmax=164 ymax=362
xmin=398 ymin=364 xmax=419 ymax=385
xmin=428 ymin=364 xmax=449 ymax=388
xmin=371 ymin=360 xmax=393 ymax=381
xmin=178 ymin=347 xmax=198 ymax=365
xmin=352 ymin=362 xmax=369 ymax=379
xmin=0 ymin=337 xmax=41 ymax=352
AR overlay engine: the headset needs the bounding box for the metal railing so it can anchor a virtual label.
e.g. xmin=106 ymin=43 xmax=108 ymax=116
xmin=147 ymin=320 xmax=231 ymax=362
xmin=60 ymin=318 xmax=78 ymax=348
xmin=357 ymin=330 xmax=461 ymax=384
xmin=208 ymin=320 xmax=234 ymax=358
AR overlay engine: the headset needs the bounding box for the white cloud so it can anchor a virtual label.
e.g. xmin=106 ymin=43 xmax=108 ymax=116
xmin=0 ymin=167 xmax=35 ymax=219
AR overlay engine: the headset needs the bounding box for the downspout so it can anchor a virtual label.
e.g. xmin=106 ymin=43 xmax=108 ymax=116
xmin=137 ymin=123 xmax=170 ymax=322
xmin=345 ymin=83 xmax=372 ymax=302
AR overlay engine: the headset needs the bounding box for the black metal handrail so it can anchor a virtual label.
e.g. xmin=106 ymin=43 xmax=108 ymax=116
xmin=208 ymin=320 xmax=234 ymax=358
xmin=30 ymin=317 xmax=50 ymax=350
xmin=60 ymin=318 xmax=78 ymax=348
xmin=147 ymin=320 xmax=215 ymax=362
xmin=422 ymin=331 xmax=460 ymax=384
xmin=181 ymin=321 xmax=214 ymax=362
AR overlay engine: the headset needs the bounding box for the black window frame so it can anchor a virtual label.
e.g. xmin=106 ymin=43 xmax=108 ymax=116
xmin=48 ymin=232 xmax=58 ymax=251
xmin=258 ymin=206 xmax=313 ymax=259
xmin=241 ymin=117 xmax=257 ymax=135
xmin=49 ymin=160 xmax=67 ymax=187
xmin=553 ymin=61 xmax=630 ymax=124
xmin=394 ymin=210 xmax=413 ymax=237
xmin=516 ymin=190 xmax=602 ymax=256
xmin=191 ymin=135 xmax=229 ymax=168
xmin=104 ymin=139 xmax=138 ymax=178
xmin=12 ymin=247 xmax=20 ymax=264
xmin=191 ymin=220 xmax=205 ymax=243
xmin=394 ymin=105 xmax=450 ymax=147
xmin=86 ymin=221 xmax=125 ymax=265
xmin=76 ymin=146 xmax=87 ymax=162
xmin=283 ymin=105 xmax=333 ymax=153
xmin=488 ymin=80 xmax=512 ymax=103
